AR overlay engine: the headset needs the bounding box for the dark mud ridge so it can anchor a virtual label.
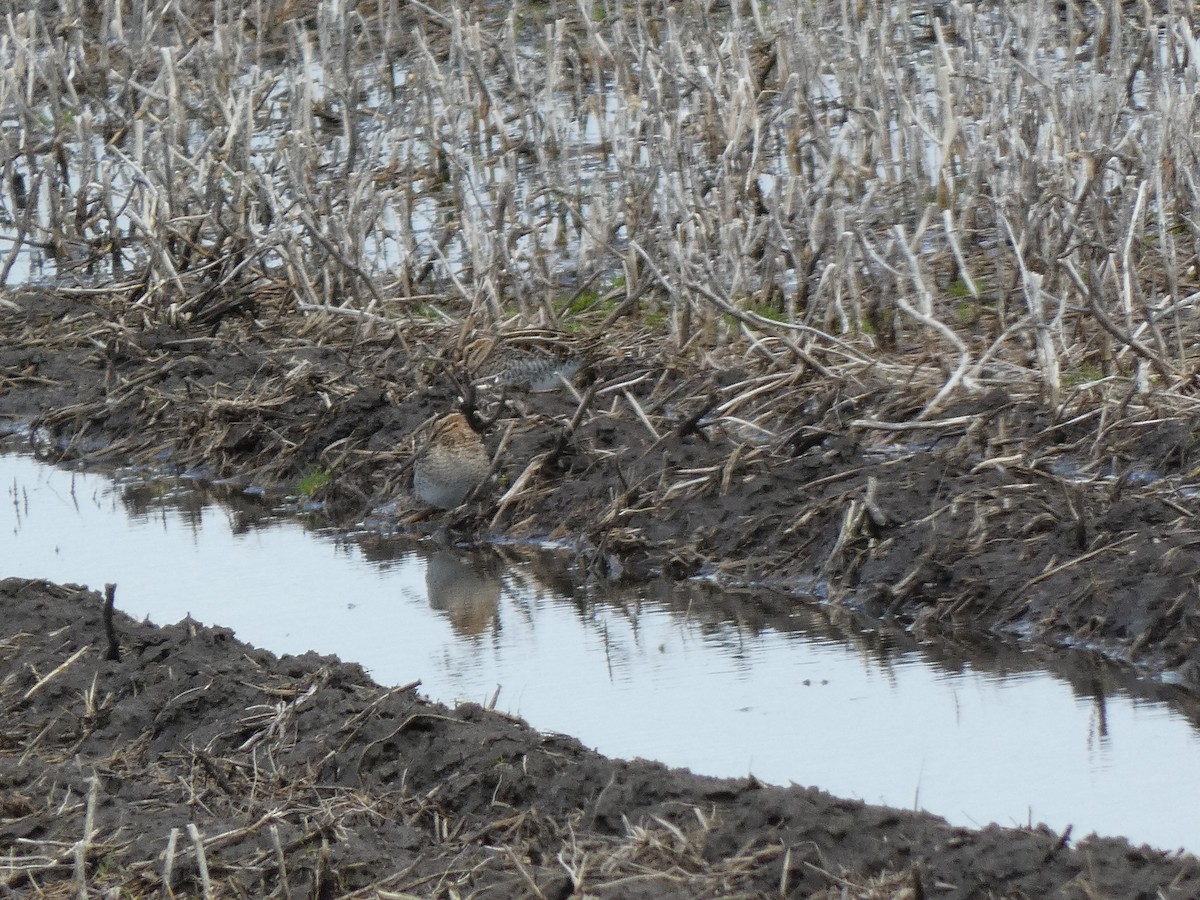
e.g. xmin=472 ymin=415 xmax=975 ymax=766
xmin=1 ymin=577 xmax=1196 ymax=898
xmin=5 ymin=289 xmax=1200 ymax=688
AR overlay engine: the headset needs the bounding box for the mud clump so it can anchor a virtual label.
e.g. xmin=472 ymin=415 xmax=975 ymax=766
xmin=2 ymin=577 xmax=1196 ymax=897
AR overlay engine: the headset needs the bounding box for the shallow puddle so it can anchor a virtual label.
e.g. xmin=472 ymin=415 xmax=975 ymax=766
xmin=5 ymin=450 xmax=1200 ymax=853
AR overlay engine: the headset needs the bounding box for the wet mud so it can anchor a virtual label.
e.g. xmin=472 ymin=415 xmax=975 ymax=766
xmin=3 ymin=577 xmax=1197 ymax=898
xmin=4 ymin=289 xmax=1200 ymax=684
xmin=5 ymin=290 xmax=1200 ymax=893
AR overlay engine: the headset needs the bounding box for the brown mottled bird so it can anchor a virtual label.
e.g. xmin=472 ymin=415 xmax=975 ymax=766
xmin=413 ymin=413 xmax=491 ymax=509
xmin=465 ymin=331 xmax=589 ymax=393
xmin=476 ymin=349 xmax=584 ymax=393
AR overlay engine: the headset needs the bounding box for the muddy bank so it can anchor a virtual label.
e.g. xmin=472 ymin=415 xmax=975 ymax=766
xmin=4 ymin=290 xmax=1200 ymax=689
xmin=0 ymin=576 xmax=1195 ymax=898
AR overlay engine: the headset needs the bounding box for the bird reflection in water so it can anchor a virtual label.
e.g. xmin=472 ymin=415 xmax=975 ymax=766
xmin=425 ymin=548 xmax=502 ymax=638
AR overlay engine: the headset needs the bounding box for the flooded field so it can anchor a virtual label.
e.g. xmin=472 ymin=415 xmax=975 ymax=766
xmin=7 ymin=0 xmax=1200 ymax=893
xmin=7 ymin=449 xmax=1200 ymax=854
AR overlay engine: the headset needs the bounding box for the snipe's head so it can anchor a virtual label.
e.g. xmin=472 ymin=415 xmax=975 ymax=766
xmin=429 ymin=412 xmax=479 ymax=449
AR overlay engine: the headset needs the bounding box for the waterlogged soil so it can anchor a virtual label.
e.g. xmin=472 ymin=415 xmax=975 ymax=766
xmin=5 ymin=289 xmax=1200 ymax=683
xmin=2 ymin=576 xmax=1197 ymax=899
xmin=5 ymin=289 xmax=1200 ymax=892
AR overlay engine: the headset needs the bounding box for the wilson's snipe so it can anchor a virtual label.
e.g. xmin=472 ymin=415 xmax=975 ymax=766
xmin=467 ymin=331 xmax=587 ymax=393
xmin=413 ymin=413 xmax=491 ymax=509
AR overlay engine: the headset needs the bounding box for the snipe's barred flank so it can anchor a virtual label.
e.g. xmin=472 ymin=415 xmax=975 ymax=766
xmin=476 ymin=350 xmax=584 ymax=392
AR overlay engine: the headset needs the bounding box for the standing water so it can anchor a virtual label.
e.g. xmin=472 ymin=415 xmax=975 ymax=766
xmin=5 ymin=451 xmax=1200 ymax=853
